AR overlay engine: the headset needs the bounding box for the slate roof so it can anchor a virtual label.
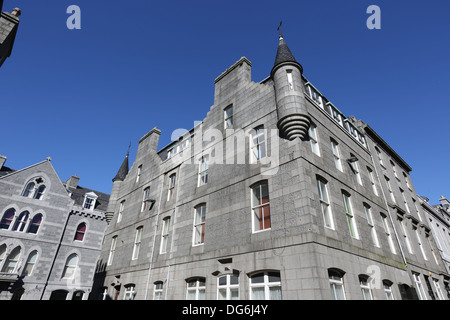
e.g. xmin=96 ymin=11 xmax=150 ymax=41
xmin=112 ymin=154 xmax=129 ymax=182
xmin=271 ymin=35 xmax=303 ymax=77
xmin=66 ymin=184 xmax=110 ymax=212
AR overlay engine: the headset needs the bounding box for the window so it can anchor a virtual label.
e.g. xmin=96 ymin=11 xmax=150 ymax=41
xmin=167 ymin=173 xmax=176 ymax=201
xmin=364 ymin=204 xmax=379 ymax=247
xmin=193 ymin=204 xmax=206 ymax=246
xmin=433 ymin=278 xmax=445 ymax=300
xmin=330 ymin=139 xmax=343 ymax=171
xmin=381 ymin=213 xmax=396 ymax=254
xmin=367 ymin=167 xmax=378 ymax=196
xmin=348 ymin=154 xmax=362 ymax=185
xmin=12 ymin=211 xmax=29 ymax=232
xmin=383 ymin=280 xmax=394 ymax=300
xmin=403 ymin=172 xmax=411 ymax=190
xmin=27 ymin=214 xmax=43 ymax=234
xmin=385 ymin=176 xmax=396 ymax=204
xmin=415 ymin=228 xmax=427 ymax=261
xmin=1 ymin=246 xmax=21 ymax=273
xmin=160 ymin=217 xmax=170 ymax=253
xmin=399 ymin=219 xmax=413 ymax=254
xmin=62 ymin=253 xmax=78 ymax=279
xmin=117 ymin=200 xmax=125 ymax=223
xmin=224 ymin=105 xmax=233 ymax=128
xmin=107 ymin=236 xmax=117 ymax=265
xmin=359 ymin=275 xmax=373 ymax=300
xmin=22 ymin=250 xmax=38 ymax=276
xmin=0 ymin=208 xmax=15 ymax=230
xmin=132 ymin=227 xmax=143 ymax=260
xmin=123 ymin=285 xmax=136 ymax=300
xmin=0 ymin=245 xmax=6 ymax=269
xmin=375 ymin=147 xmax=384 ymax=167
xmin=186 ymin=278 xmax=206 ymax=300
xmin=218 ymin=274 xmax=239 ymax=300
xmin=249 ymin=271 xmax=282 ymax=300
xmin=198 ymin=156 xmax=209 ymax=186
xmin=342 ymin=192 xmax=358 ymax=239
xmin=286 ymin=70 xmax=294 ymax=91
xmin=23 ymin=177 xmax=46 ymax=200
xmin=250 ymin=125 xmax=266 ymax=163
xmin=83 ymin=196 xmax=95 ymax=210
xmin=251 ymin=182 xmax=271 ymax=233
xmin=413 ymin=272 xmax=427 ymax=300
xmin=400 ymin=188 xmax=410 ymax=213
xmin=154 ymin=282 xmax=164 ymax=300
xmin=142 ymin=187 xmax=151 ymax=211
xmin=308 ymin=123 xmax=320 ymax=156
xmin=317 ymin=177 xmax=334 ymax=229
xmin=74 ymin=223 xmax=86 ymax=242
xmin=328 ymin=269 xmax=346 ymax=300
xmin=136 ymin=165 xmax=142 ymax=183
xmin=390 ymin=160 xmax=398 ymax=179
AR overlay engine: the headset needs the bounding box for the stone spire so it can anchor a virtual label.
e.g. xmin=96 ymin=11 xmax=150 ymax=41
xmin=112 ymin=151 xmax=129 ymax=182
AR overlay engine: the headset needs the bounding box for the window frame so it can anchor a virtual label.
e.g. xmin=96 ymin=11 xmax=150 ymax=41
xmin=342 ymin=191 xmax=359 ymax=239
xmin=132 ymin=227 xmax=143 ymax=260
xmin=193 ymin=204 xmax=206 ymax=246
xmin=330 ymin=139 xmax=343 ymax=172
xmin=249 ymin=271 xmax=282 ymax=300
xmin=317 ymin=177 xmax=334 ymax=230
xmin=224 ymin=105 xmax=233 ymax=129
xmin=61 ymin=253 xmax=78 ymax=279
xmin=167 ymin=173 xmax=176 ymax=201
xmin=250 ymin=125 xmax=266 ymax=163
xmin=217 ymin=274 xmax=240 ymax=300
xmin=308 ymin=123 xmax=320 ymax=156
xmin=186 ymin=278 xmax=206 ymax=300
xmin=74 ymin=222 xmax=87 ymax=242
xmin=251 ymin=181 xmax=271 ymax=233
xmin=198 ymin=155 xmax=209 ymax=187
xmin=328 ymin=269 xmax=346 ymax=300
xmin=160 ymin=217 xmax=171 ymax=254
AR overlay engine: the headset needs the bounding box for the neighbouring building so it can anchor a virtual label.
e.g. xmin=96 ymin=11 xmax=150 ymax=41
xmin=0 ymin=1 xmax=20 ymax=68
xmin=92 ymin=31 xmax=449 ymax=300
xmin=0 ymin=156 xmax=109 ymax=300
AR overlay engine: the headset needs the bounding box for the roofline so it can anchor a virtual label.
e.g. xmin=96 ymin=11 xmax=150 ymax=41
xmin=362 ymin=124 xmax=412 ymax=172
xmin=0 ymin=158 xmax=49 ymax=179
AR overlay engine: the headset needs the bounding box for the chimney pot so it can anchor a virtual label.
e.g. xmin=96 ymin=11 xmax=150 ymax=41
xmin=11 ymin=8 xmax=21 ymax=17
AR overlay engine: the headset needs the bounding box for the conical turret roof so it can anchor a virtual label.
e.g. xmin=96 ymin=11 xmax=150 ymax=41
xmin=112 ymin=153 xmax=129 ymax=182
xmin=271 ymin=35 xmax=303 ymax=77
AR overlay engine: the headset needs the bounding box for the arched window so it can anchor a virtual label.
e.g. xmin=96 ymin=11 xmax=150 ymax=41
xmin=0 ymin=208 xmax=15 ymax=230
xmin=328 ymin=268 xmax=346 ymax=300
xmin=12 ymin=211 xmax=29 ymax=232
xmin=186 ymin=277 xmax=206 ymax=300
xmin=62 ymin=253 xmax=78 ymax=279
xmin=1 ymin=246 xmax=21 ymax=273
xmin=74 ymin=223 xmax=86 ymax=242
xmin=218 ymin=274 xmax=239 ymax=300
xmin=22 ymin=177 xmax=46 ymax=200
xmin=0 ymin=244 xmax=6 ymax=268
xmin=249 ymin=271 xmax=281 ymax=300
xmin=22 ymin=250 xmax=38 ymax=276
xmin=34 ymin=185 xmax=46 ymax=200
xmin=27 ymin=214 xmax=43 ymax=234
xmin=49 ymin=290 xmax=68 ymax=300
xmin=23 ymin=182 xmax=35 ymax=197
xmin=359 ymin=274 xmax=373 ymax=300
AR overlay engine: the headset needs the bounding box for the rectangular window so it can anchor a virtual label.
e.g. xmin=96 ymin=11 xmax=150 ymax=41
xmin=107 ymin=236 xmax=117 ymax=265
xmin=400 ymin=218 xmax=413 ymax=254
xmin=83 ymin=197 xmax=95 ymax=210
xmin=224 ymin=105 xmax=233 ymax=129
xmin=331 ymin=139 xmax=343 ymax=171
xmin=167 ymin=173 xmax=176 ymax=201
xmin=360 ymin=277 xmax=373 ymax=300
xmin=198 ymin=156 xmax=209 ymax=186
xmin=415 ymin=228 xmax=428 ymax=261
xmin=117 ymin=200 xmax=125 ymax=223
xmin=385 ymin=176 xmax=396 ymax=204
xmin=381 ymin=213 xmax=396 ymax=254
xmin=433 ymin=279 xmax=445 ymax=300
xmin=364 ymin=204 xmax=379 ymax=247
xmin=250 ymin=272 xmax=281 ymax=300
xmin=123 ymin=285 xmax=136 ymax=300
xmin=250 ymin=125 xmax=266 ymax=163
xmin=308 ymin=123 xmax=320 ymax=156
xmin=136 ymin=165 xmax=142 ymax=183
xmin=218 ymin=275 xmax=239 ymax=300
xmin=251 ymin=182 xmax=271 ymax=233
xmin=317 ymin=178 xmax=334 ymax=229
xmin=154 ymin=282 xmax=163 ymax=300
xmin=349 ymin=154 xmax=362 ymax=185
xmin=329 ymin=270 xmax=346 ymax=300
xmin=160 ymin=217 xmax=170 ymax=253
xmin=193 ymin=204 xmax=206 ymax=246
xmin=132 ymin=227 xmax=142 ymax=260
xmin=286 ymin=70 xmax=294 ymax=91
xmin=367 ymin=167 xmax=378 ymax=196
xmin=342 ymin=192 xmax=358 ymax=239
xmin=141 ymin=187 xmax=151 ymax=211
xmin=400 ymin=188 xmax=410 ymax=213
xmin=186 ymin=278 xmax=206 ymax=300
xmin=413 ymin=272 xmax=427 ymax=300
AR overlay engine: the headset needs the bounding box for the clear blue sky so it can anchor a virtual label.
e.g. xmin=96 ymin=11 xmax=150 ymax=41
xmin=1 ymin=0 xmax=449 ymax=205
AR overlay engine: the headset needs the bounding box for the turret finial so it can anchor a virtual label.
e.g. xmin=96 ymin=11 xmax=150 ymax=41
xmin=277 ymin=21 xmax=283 ymax=39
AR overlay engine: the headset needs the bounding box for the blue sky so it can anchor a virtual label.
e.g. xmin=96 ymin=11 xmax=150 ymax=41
xmin=1 ymin=0 xmax=449 ymax=204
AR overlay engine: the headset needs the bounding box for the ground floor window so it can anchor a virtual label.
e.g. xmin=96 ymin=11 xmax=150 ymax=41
xmin=249 ymin=271 xmax=281 ymax=300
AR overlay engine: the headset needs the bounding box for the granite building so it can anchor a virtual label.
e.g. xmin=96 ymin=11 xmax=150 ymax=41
xmin=0 ymin=1 xmax=20 ymax=68
xmin=93 ymin=32 xmax=449 ymax=300
xmin=0 ymin=156 xmax=109 ymax=300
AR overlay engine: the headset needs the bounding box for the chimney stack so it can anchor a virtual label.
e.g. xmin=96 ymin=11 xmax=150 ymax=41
xmin=11 ymin=8 xmax=20 ymax=17
xmin=66 ymin=175 xmax=80 ymax=189
xmin=0 ymin=155 xmax=6 ymax=169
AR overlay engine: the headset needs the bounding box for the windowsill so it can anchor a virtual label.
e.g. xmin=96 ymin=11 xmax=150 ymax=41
xmin=252 ymin=228 xmax=271 ymax=235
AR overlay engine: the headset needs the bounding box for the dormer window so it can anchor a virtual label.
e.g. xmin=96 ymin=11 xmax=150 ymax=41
xmin=83 ymin=192 xmax=98 ymax=211
xmin=22 ymin=177 xmax=46 ymax=200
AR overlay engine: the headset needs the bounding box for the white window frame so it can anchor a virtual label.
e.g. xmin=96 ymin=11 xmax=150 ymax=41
xmin=1 ymin=246 xmax=21 ymax=274
xmin=331 ymin=139 xmax=343 ymax=172
xmin=217 ymin=274 xmax=240 ymax=300
xmin=132 ymin=227 xmax=142 ymax=260
xmin=136 ymin=165 xmax=142 ymax=183
xmin=367 ymin=167 xmax=378 ymax=196
xmin=117 ymin=200 xmax=125 ymax=223
xmin=400 ymin=218 xmax=413 ymax=254
xmin=317 ymin=178 xmax=334 ymax=229
xmin=186 ymin=278 xmax=206 ymax=300
xmin=107 ymin=236 xmax=117 ymax=266
xmin=400 ymin=188 xmax=410 ymax=213
xmin=364 ymin=204 xmax=379 ymax=247
xmin=308 ymin=123 xmax=320 ymax=156
xmin=383 ymin=282 xmax=394 ymax=300
xmin=360 ymin=276 xmax=373 ymax=300
xmin=167 ymin=173 xmax=176 ymax=201
xmin=286 ymin=70 xmax=294 ymax=91
xmin=160 ymin=217 xmax=170 ymax=254
xmin=329 ymin=270 xmax=346 ymax=300
xmin=198 ymin=155 xmax=209 ymax=187
xmin=141 ymin=187 xmax=151 ymax=211
xmin=381 ymin=213 xmax=397 ymax=254
xmin=251 ymin=182 xmax=271 ymax=233
xmin=415 ymin=228 xmax=428 ymax=261
xmin=413 ymin=272 xmax=427 ymax=300
xmin=82 ymin=192 xmax=98 ymax=211
xmin=193 ymin=204 xmax=206 ymax=246
xmin=433 ymin=278 xmax=445 ymax=300
xmin=154 ymin=282 xmax=164 ymax=300
xmin=123 ymin=285 xmax=136 ymax=300
xmin=342 ymin=192 xmax=359 ymax=239
xmin=249 ymin=271 xmax=282 ymax=300
xmin=385 ymin=176 xmax=396 ymax=204
xmin=22 ymin=250 xmax=38 ymax=276
xmin=250 ymin=125 xmax=266 ymax=163
xmin=224 ymin=105 xmax=233 ymax=129
xmin=61 ymin=253 xmax=78 ymax=279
